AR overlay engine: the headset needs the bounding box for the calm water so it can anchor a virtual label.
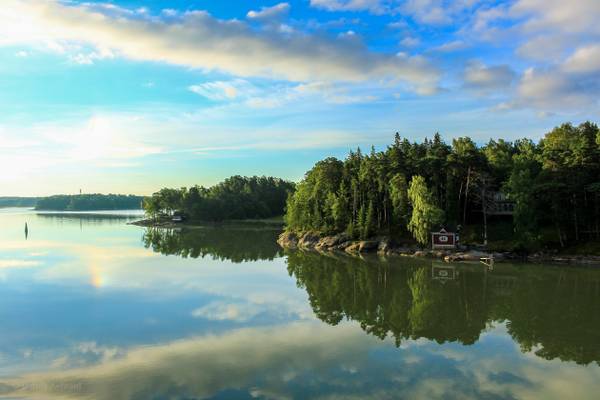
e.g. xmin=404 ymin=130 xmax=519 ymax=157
xmin=1 ymin=208 xmax=600 ymax=399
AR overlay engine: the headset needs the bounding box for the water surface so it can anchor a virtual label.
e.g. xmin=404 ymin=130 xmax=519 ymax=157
xmin=1 ymin=208 xmax=599 ymax=399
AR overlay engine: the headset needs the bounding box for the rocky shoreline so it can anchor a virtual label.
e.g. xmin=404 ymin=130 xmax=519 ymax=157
xmin=277 ymin=231 xmax=600 ymax=266
xmin=129 ymin=218 xmax=169 ymax=227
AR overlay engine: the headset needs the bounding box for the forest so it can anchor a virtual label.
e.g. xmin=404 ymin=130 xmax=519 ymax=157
xmin=143 ymin=175 xmax=295 ymax=222
xmin=0 ymin=197 xmax=39 ymax=208
xmin=35 ymin=194 xmax=144 ymax=211
xmin=285 ymin=121 xmax=600 ymax=252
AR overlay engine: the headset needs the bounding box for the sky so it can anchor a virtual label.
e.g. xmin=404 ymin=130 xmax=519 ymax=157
xmin=0 ymin=0 xmax=598 ymax=196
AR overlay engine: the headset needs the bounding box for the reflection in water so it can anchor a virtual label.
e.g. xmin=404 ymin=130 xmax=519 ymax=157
xmin=0 ymin=323 xmax=375 ymax=400
xmin=142 ymin=226 xmax=283 ymax=263
xmin=36 ymin=212 xmax=142 ymax=226
xmin=2 ymin=210 xmax=600 ymax=399
xmin=286 ymin=252 xmax=600 ymax=365
xmin=3 ymin=321 xmax=600 ymax=400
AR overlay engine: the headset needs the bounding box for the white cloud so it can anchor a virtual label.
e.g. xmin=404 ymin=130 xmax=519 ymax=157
xmin=0 ymin=0 xmax=438 ymax=93
xmin=510 ymin=0 xmax=600 ymax=36
xmin=400 ymin=36 xmax=420 ymax=48
xmin=293 ymin=81 xmax=378 ymax=104
xmin=506 ymin=42 xmax=600 ymax=111
xmin=401 ymin=0 xmax=451 ymax=25
xmin=516 ymin=35 xmax=569 ymax=62
xmin=311 ymin=0 xmax=480 ymax=25
xmin=68 ymin=47 xmax=115 ymax=65
xmin=563 ymin=44 xmax=600 ymax=74
xmin=476 ymin=0 xmax=600 ymax=62
xmin=161 ymin=9 xmax=178 ymax=17
xmin=464 ymin=0 xmax=600 ymax=111
xmin=463 ymin=61 xmax=515 ymax=92
xmin=515 ymin=66 xmax=599 ymax=110
xmin=432 ymin=40 xmax=467 ymax=52
xmin=0 ymin=260 xmax=41 ymax=269
xmin=247 ymin=3 xmax=290 ymax=21
xmin=310 ymin=0 xmax=390 ymax=14
xmin=189 ymin=79 xmax=258 ymax=101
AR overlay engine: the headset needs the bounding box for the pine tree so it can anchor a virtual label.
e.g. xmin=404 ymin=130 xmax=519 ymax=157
xmin=363 ymin=200 xmax=376 ymax=239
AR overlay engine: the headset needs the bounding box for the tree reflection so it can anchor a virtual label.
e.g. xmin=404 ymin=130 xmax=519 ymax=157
xmin=286 ymin=251 xmax=600 ymax=365
xmin=142 ymin=225 xmax=283 ymax=263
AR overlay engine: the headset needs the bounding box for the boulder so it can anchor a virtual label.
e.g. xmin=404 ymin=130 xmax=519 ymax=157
xmin=298 ymin=232 xmax=321 ymax=249
xmin=277 ymin=231 xmax=299 ymax=249
xmin=413 ymin=250 xmax=431 ymax=257
xmin=377 ymin=239 xmax=391 ymax=253
xmin=316 ymin=233 xmax=350 ymax=250
xmin=359 ymin=241 xmax=379 ymax=252
xmin=445 ymin=250 xmax=489 ymax=262
xmin=336 ymin=241 xmax=354 ymax=250
xmin=345 ymin=242 xmax=362 ymax=254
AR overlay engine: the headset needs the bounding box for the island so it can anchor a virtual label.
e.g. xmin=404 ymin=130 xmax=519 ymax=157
xmin=35 ymin=194 xmax=144 ymax=211
xmin=279 ymin=121 xmax=600 ymax=262
xmin=136 ymin=175 xmax=295 ymax=226
xmin=0 ymin=197 xmax=39 ymax=208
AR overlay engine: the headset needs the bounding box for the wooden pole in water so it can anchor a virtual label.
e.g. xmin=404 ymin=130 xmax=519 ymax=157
xmin=25 ymin=222 xmax=29 ymax=239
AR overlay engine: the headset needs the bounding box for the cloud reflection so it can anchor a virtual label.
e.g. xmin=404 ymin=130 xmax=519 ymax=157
xmin=1 ymin=322 xmax=600 ymax=400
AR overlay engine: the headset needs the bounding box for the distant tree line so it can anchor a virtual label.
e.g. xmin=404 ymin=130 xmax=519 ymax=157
xmin=143 ymin=175 xmax=295 ymax=222
xmin=0 ymin=197 xmax=39 ymax=208
xmin=285 ymin=121 xmax=600 ymax=251
xmin=35 ymin=194 xmax=144 ymax=211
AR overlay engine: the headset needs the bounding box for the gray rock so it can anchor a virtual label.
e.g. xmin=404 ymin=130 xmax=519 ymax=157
xmin=359 ymin=241 xmax=379 ymax=252
xmin=277 ymin=231 xmax=299 ymax=249
xmin=316 ymin=233 xmax=350 ymax=250
xmin=413 ymin=250 xmax=431 ymax=257
xmin=345 ymin=242 xmax=362 ymax=254
xmin=298 ymin=232 xmax=320 ymax=249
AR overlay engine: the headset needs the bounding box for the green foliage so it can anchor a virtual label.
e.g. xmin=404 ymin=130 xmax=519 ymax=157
xmin=283 ymin=121 xmax=600 ymax=251
xmin=35 ymin=194 xmax=143 ymax=211
xmin=407 ymin=176 xmax=444 ymax=245
xmin=144 ymin=176 xmax=295 ymax=222
xmin=389 ymin=173 xmax=409 ymax=226
xmin=0 ymin=197 xmax=39 ymax=208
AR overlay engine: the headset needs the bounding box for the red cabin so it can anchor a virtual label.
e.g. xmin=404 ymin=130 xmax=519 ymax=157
xmin=431 ymin=228 xmax=456 ymax=249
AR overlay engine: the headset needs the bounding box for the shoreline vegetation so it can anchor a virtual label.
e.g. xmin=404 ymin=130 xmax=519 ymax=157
xmin=141 ymin=175 xmax=294 ymax=223
xmin=0 ymin=194 xmax=144 ymax=211
xmin=35 ymin=194 xmax=144 ymax=211
xmin=280 ymin=121 xmax=600 ymax=263
xmin=276 ymin=231 xmax=600 ymax=265
xmin=0 ymin=197 xmax=39 ymax=208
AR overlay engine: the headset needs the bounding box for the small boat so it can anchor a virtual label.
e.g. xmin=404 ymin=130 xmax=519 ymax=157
xmin=171 ymin=212 xmax=186 ymax=223
xmin=480 ymin=255 xmax=494 ymax=269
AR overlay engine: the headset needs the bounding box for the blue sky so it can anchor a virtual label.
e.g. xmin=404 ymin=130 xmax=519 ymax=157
xmin=0 ymin=0 xmax=598 ymax=195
